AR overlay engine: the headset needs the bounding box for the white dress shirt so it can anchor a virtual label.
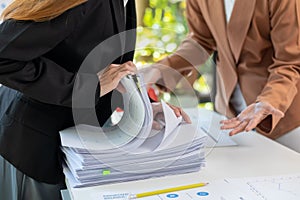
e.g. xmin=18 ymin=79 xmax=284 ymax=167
xmin=124 ymin=0 xmax=128 ymax=7
xmin=224 ymin=0 xmax=235 ymax=22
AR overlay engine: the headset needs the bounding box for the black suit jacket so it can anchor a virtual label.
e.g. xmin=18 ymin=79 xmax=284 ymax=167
xmin=0 ymin=0 xmax=136 ymax=184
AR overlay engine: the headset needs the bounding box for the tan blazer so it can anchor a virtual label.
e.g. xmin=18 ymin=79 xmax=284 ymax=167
xmin=161 ymin=0 xmax=300 ymax=139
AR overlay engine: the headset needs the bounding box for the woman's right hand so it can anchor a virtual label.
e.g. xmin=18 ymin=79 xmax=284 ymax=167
xmin=98 ymin=61 xmax=137 ymax=97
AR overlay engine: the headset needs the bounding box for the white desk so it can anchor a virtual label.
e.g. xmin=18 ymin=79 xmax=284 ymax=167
xmin=65 ymin=109 xmax=300 ymax=200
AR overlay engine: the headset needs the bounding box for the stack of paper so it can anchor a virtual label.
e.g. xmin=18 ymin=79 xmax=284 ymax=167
xmin=60 ymin=75 xmax=207 ymax=188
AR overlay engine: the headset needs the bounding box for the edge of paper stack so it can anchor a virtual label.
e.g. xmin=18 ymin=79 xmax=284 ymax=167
xmin=60 ymin=74 xmax=207 ymax=188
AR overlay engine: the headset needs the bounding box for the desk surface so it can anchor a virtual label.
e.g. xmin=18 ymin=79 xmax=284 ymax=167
xmin=66 ymin=108 xmax=300 ymax=200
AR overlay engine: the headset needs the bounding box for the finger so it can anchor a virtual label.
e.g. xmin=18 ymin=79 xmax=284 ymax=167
xmin=127 ymin=61 xmax=137 ymax=69
xmin=115 ymin=64 xmax=136 ymax=73
xmin=220 ymin=119 xmax=242 ymax=130
xmin=116 ymin=82 xmax=127 ymax=93
xmin=181 ymin=110 xmax=192 ymax=124
xmin=154 ymin=113 xmax=165 ymax=122
xmin=167 ymin=104 xmax=182 ymax=117
xmin=110 ymin=64 xmax=120 ymax=68
xmin=121 ymin=62 xmax=137 ymax=74
xmin=152 ymin=121 xmax=163 ymax=130
xmin=243 ymin=109 xmax=269 ymax=132
xmin=229 ymin=120 xmax=248 ymax=136
xmin=220 ymin=117 xmax=239 ymax=124
xmin=152 ymin=102 xmax=162 ymax=117
xmin=98 ymin=64 xmax=120 ymax=76
xmin=119 ymin=66 xmax=135 ymax=75
xmin=174 ymin=108 xmax=181 ymax=117
xmin=124 ymin=61 xmax=135 ymax=66
xmin=245 ymin=117 xmax=261 ymax=132
xmin=104 ymin=64 xmax=120 ymax=73
xmin=114 ymin=70 xmax=133 ymax=83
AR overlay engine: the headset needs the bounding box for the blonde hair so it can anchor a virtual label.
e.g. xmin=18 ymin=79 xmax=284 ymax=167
xmin=1 ymin=0 xmax=87 ymax=22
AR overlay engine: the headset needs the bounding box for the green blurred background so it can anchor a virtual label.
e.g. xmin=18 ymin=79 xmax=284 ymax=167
xmin=134 ymin=0 xmax=214 ymax=110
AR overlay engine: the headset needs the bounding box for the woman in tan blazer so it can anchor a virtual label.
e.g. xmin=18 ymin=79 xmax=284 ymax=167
xmin=144 ymin=0 xmax=300 ymax=151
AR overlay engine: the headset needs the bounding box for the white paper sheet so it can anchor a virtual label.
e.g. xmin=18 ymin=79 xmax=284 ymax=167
xmin=60 ymin=74 xmax=207 ymax=188
xmin=227 ymin=174 xmax=300 ymax=200
xmin=183 ymin=108 xmax=237 ymax=147
xmin=94 ymin=180 xmax=252 ymax=200
xmin=161 ymin=100 xmax=182 ymax=142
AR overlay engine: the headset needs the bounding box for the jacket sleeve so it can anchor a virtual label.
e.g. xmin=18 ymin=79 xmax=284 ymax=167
xmin=154 ymin=0 xmax=216 ymax=91
xmin=256 ymin=0 xmax=300 ymax=134
xmin=185 ymin=0 xmax=216 ymax=56
xmin=0 ymin=7 xmax=87 ymax=107
xmin=166 ymin=0 xmax=217 ymax=69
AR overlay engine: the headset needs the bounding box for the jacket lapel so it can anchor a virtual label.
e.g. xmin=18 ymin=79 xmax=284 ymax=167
xmin=110 ymin=0 xmax=125 ymax=33
xmin=227 ymin=0 xmax=256 ymax=63
xmin=204 ymin=0 xmax=238 ymax=108
xmin=206 ymin=0 xmax=227 ymax=48
xmin=206 ymin=0 xmax=235 ymax=67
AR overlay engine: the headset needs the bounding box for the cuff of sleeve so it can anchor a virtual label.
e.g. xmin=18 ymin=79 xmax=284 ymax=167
xmin=255 ymin=99 xmax=284 ymax=135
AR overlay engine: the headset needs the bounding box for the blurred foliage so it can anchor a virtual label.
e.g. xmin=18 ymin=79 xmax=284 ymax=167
xmin=134 ymin=0 xmax=214 ymax=109
xmin=134 ymin=0 xmax=188 ymax=66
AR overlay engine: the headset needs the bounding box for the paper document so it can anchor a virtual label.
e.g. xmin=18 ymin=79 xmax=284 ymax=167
xmin=200 ymin=120 xmax=237 ymax=147
xmin=96 ymin=175 xmax=300 ymax=200
xmin=94 ymin=180 xmax=253 ymax=200
xmin=227 ymin=174 xmax=300 ymax=200
xmin=184 ymin=108 xmax=237 ymax=147
xmin=60 ymin=74 xmax=207 ymax=188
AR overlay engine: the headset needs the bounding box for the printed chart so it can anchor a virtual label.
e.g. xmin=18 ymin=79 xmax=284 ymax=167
xmin=229 ymin=174 xmax=300 ymax=200
xmin=97 ymin=180 xmax=250 ymax=200
xmin=97 ymin=175 xmax=300 ymax=200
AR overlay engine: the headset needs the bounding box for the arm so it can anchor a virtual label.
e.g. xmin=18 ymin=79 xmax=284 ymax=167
xmin=255 ymin=0 xmax=300 ymax=134
xmin=142 ymin=0 xmax=216 ymax=91
xmin=0 ymin=9 xmax=81 ymax=107
xmin=167 ymin=0 xmax=216 ymax=69
xmin=221 ymin=0 xmax=300 ymax=135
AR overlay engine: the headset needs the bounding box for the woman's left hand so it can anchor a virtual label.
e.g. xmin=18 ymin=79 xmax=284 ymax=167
xmin=220 ymin=102 xmax=284 ymax=136
xmin=151 ymin=102 xmax=191 ymax=130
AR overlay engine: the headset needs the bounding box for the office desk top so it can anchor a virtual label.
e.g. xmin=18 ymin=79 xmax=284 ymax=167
xmin=66 ymin=108 xmax=300 ymax=200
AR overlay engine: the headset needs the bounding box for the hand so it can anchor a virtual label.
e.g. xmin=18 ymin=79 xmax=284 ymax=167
xmin=139 ymin=63 xmax=164 ymax=91
xmin=140 ymin=59 xmax=195 ymax=93
xmin=151 ymin=102 xmax=191 ymax=130
xmin=139 ymin=58 xmax=175 ymax=93
xmin=98 ymin=61 xmax=137 ymax=97
xmin=220 ymin=102 xmax=284 ymax=136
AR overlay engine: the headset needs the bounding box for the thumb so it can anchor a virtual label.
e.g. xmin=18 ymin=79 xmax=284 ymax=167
xmin=152 ymin=121 xmax=163 ymax=130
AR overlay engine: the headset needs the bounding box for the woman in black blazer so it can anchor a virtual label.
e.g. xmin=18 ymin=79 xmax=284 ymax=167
xmin=0 ymin=0 xmax=191 ymax=198
xmin=0 ymin=0 xmax=139 ymax=199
